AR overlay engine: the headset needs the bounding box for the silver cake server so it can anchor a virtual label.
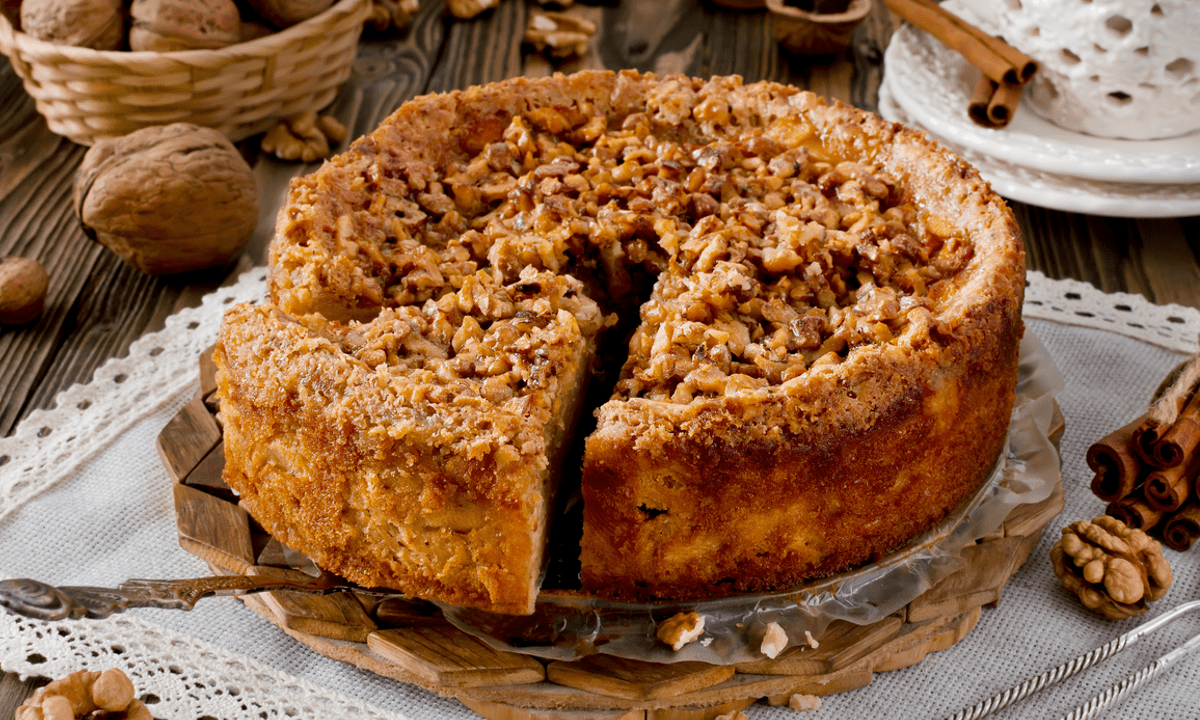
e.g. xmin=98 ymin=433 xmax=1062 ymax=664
xmin=0 ymin=574 xmax=406 ymax=621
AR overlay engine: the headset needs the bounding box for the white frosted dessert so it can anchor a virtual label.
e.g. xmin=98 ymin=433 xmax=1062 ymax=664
xmin=957 ymin=0 xmax=1200 ymax=140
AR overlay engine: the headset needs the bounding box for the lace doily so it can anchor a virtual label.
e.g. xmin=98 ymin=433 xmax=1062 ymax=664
xmin=0 ymin=268 xmax=268 ymax=525
xmin=1023 ymin=270 xmax=1200 ymax=354
xmin=0 ymin=607 xmax=400 ymax=720
xmin=1 ymin=268 xmax=1198 ymax=720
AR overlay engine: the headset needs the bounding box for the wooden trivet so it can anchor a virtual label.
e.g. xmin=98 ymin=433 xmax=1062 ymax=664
xmin=158 ymin=350 xmax=1065 ymax=720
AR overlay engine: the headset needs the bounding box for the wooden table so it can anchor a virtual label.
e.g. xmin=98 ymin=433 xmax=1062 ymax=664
xmin=1 ymin=0 xmax=1197 ymax=715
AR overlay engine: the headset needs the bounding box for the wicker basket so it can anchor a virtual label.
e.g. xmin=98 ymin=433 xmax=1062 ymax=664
xmin=0 ymin=0 xmax=369 ymax=145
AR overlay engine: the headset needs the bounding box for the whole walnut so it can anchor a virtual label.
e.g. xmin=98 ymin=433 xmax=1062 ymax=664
xmin=129 ymin=0 xmax=241 ymax=51
xmin=19 ymin=0 xmax=124 ymax=49
xmin=73 ymin=123 xmax=260 ymax=276
xmin=243 ymin=0 xmax=334 ymax=29
xmin=0 ymin=257 xmax=50 ymax=325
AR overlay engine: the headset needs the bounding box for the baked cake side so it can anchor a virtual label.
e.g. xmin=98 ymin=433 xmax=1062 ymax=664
xmin=217 ymin=70 xmax=1024 ymax=614
xmin=216 ymin=268 xmax=597 ymax=614
xmin=578 ymin=83 xmax=1025 ymax=601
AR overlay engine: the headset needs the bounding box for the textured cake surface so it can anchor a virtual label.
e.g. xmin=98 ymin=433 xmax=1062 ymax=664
xmin=216 ymin=70 xmax=1025 ymax=614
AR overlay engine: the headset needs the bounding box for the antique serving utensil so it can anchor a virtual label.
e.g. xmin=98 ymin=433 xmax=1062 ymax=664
xmin=946 ymin=599 xmax=1200 ymax=720
xmin=0 ymin=574 xmax=405 ymax=621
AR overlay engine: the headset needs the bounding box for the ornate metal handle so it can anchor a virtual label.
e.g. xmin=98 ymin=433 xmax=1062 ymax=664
xmin=945 ymin=599 xmax=1200 ymax=720
xmin=0 ymin=574 xmax=401 ymax=621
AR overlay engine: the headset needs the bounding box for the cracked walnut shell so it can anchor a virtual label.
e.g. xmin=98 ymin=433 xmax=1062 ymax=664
xmin=19 ymin=0 xmax=124 ymax=49
xmin=73 ymin=123 xmax=260 ymax=276
xmin=1051 ymin=515 xmax=1173 ymax=620
xmin=244 ymin=0 xmax=334 ymax=28
xmin=129 ymin=0 xmax=241 ymax=51
xmin=0 ymin=257 xmax=49 ymax=325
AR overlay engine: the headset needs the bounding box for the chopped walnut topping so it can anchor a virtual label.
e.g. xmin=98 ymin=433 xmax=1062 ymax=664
xmin=273 ymin=75 xmax=975 ymax=408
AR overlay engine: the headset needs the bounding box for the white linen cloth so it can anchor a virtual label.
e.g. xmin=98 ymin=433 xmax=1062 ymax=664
xmin=1 ymin=268 xmax=1198 ymax=720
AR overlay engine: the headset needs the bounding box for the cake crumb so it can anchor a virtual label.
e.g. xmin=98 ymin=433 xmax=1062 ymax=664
xmin=804 ymin=629 xmax=819 ymax=649
xmin=715 ymin=711 xmax=750 ymax=720
xmin=760 ymin=621 xmax=788 ymax=658
xmin=657 ymin=611 xmax=706 ymax=651
xmin=788 ymin=693 xmax=822 ymax=711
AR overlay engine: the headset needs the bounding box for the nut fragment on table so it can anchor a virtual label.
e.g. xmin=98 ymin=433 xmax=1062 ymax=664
xmin=656 ymin=611 xmax=706 ymax=651
xmin=261 ymin=112 xmax=348 ymax=162
xmin=760 ymin=621 xmax=788 ymax=658
xmin=18 ymin=0 xmax=124 ymax=49
xmin=1051 ymin=515 xmax=1173 ymax=620
xmin=129 ymin=0 xmax=242 ymax=51
xmin=73 ymin=122 xmax=260 ymax=276
xmin=524 ymin=11 xmax=595 ymax=59
xmin=446 ymin=0 xmax=497 ymax=20
xmin=0 ymin=257 xmax=49 ymax=325
xmin=788 ymin=693 xmax=822 ymax=711
xmin=366 ymin=0 xmax=417 ymax=32
xmin=15 ymin=668 xmax=152 ymax=720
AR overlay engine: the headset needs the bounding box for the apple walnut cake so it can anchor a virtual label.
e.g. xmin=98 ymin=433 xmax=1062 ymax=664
xmin=215 ymin=70 xmax=1025 ymax=614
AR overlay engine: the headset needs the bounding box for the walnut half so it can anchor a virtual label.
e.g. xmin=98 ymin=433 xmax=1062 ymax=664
xmin=261 ymin=111 xmax=348 ymax=162
xmin=524 ymin=11 xmax=595 ymax=59
xmin=1051 ymin=515 xmax=1173 ymax=621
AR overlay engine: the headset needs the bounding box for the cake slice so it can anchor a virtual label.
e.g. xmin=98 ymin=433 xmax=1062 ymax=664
xmin=216 ymin=268 xmax=598 ymax=614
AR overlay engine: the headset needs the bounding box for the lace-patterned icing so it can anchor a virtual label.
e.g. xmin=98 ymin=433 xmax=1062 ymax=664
xmin=0 ymin=268 xmax=1197 ymax=718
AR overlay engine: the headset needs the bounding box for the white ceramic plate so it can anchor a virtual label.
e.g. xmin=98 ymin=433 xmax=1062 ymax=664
xmin=882 ymin=21 xmax=1200 ymax=185
xmin=879 ymin=81 xmax=1200 ymax=218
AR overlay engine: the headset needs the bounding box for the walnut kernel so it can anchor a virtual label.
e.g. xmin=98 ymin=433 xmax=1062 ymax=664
xmin=129 ymin=0 xmax=241 ymax=51
xmin=524 ymin=11 xmax=595 ymax=59
xmin=447 ymin=0 xmax=497 ymax=20
xmin=261 ymin=112 xmax=348 ymax=162
xmin=1051 ymin=515 xmax=1173 ymax=620
xmin=656 ymin=611 xmax=706 ymax=651
xmin=74 ymin=123 xmax=260 ymax=276
xmin=0 ymin=257 xmax=49 ymax=325
xmin=19 ymin=0 xmax=124 ymax=49
xmin=760 ymin=621 xmax=788 ymax=658
xmin=92 ymin=667 xmax=136 ymax=711
xmin=15 ymin=668 xmax=151 ymax=720
xmin=366 ymin=0 xmax=418 ymax=32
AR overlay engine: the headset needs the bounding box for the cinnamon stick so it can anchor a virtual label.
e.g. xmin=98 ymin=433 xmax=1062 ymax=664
xmin=883 ymin=0 xmax=1037 ymax=86
xmin=1161 ymin=503 xmax=1200 ymax=552
xmin=1106 ymin=492 xmax=1165 ymax=533
xmin=1133 ymin=421 xmax=1169 ymax=468
xmin=1087 ymin=412 xmax=1152 ymax=502
xmin=1149 ymin=387 xmax=1200 ymax=469
xmin=1145 ymin=451 xmax=1199 ymax=512
xmin=968 ymin=75 xmax=1023 ymax=128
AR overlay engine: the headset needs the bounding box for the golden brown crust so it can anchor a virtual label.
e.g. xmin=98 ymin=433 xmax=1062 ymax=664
xmin=219 ymin=70 xmax=1025 ymax=613
xmin=576 ymin=79 xmax=1024 ymax=601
